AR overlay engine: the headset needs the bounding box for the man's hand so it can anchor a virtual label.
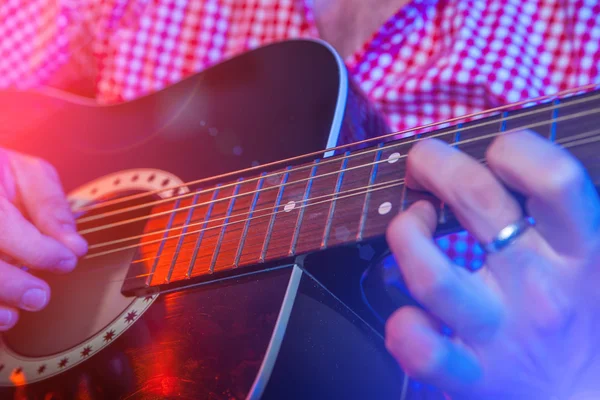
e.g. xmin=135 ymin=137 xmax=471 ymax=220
xmin=0 ymin=148 xmax=87 ymax=331
xmin=385 ymin=130 xmax=600 ymax=399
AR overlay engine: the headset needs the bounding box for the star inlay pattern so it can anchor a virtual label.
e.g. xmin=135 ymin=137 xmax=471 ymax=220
xmin=0 ymin=245 xmax=158 ymax=386
xmin=81 ymin=346 xmax=92 ymax=358
xmin=103 ymin=329 xmax=116 ymax=342
xmin=124 ymin=310 xmax=138 ymax=323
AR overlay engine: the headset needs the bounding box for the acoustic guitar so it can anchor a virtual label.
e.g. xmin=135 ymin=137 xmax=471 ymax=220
xmin=0 ymin=39 xmax=598 ymax=399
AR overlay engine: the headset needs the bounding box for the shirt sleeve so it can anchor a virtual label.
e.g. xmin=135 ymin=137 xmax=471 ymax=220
xmin=0 ymin=0 xmax=100 ymax=97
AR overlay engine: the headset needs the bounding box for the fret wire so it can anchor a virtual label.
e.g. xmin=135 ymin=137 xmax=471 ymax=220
xmin=289 ymin=160 xmax=319 ymax=255
xmin=145 ymin=198 xmax=181 ymax=286
xmin=550 ymin=98 xmax=560 ymax=142
xmin=453 ymin=122 xmax=462 ymax=142
xmin=260 ymin=168 xmax=290 ymax=262
xmin=166 ymin=191 xmax=200 ymax=283
xmin=500 ymin=111 xmax=508 ymax=132
xmin=400 ymin=180 xmax=408 ymax=214
xmin=209 ymin=180 xmax=242 ymax=273
xmin=357 ymin=144 xmax=383 ymax=241
xmin=186 ymin=187 xmax=220 ymax=278
xmin=321 ymin=153 xmax=349 ymax=249
xmin=234 ymin=173 xmax=266 ymax=266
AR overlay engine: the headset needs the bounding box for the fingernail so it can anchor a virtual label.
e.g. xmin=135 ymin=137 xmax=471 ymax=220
xmin=0 ymin=309 xmax=13 ymax=328
xmin=0 ymin=309 xmax=13 ymax=327
xmin=57 ymin=257 xmax=77 ymax=272
xmin=21 ymin=288 xmax=48 ymax=311
xmin=63 ymin=234 xmax=88 ymax=257
xmin=60 ymin=224 xmax=88 ymax=257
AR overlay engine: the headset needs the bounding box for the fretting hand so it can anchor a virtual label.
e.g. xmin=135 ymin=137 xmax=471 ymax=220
xmin=0 ymin=148 xmax=87 ymax=331
xmin=385 ymin=130 xmax=600 ymax=399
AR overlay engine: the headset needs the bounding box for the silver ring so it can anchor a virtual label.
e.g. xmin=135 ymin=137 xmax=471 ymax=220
xmin=482 ymin=216 xmax=536 ymax=254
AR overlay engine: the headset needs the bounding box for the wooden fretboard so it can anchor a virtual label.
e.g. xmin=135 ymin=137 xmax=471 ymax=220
xmin=115 ymin=89 xmax=600 ymax=295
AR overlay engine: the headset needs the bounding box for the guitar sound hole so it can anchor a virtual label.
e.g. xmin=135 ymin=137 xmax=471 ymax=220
xmin=3 ymin=192 xmax=153 ymax=357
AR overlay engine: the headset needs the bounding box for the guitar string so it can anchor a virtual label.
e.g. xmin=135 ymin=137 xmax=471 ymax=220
xmin=82 ymin=126 xmax=600 ymax=265
xmin=88 ymin=177 xmax=409 ymax=265
xmin=85 ymin=178 xmax=406 ymax=250
xmin=87 ymin=126 xmax=600 ymax=285
xmin=89 ymin=112 xmax=600 ymax=253
xmin=74 ymin=83 xmax=600 ymax=217
xmin=79 ymin=110 xmax=600 ymax=256
xmin=77 ymin=106 xmax=600 ymax=237
xmin=75 ymin=90 xmax=600 ymax=224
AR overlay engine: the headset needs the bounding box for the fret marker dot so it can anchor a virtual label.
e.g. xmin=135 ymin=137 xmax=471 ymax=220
xmin=378 ymin=202 xmax=392 ymax=215
xmin=387 ymin=152 xmax=401 ymax=164
xmin=284 ymin=201 xmax=295 ymax=212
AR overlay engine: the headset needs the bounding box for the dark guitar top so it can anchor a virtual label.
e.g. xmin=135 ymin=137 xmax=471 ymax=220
xmin=0 ymin=40 xmax=410 ymax=400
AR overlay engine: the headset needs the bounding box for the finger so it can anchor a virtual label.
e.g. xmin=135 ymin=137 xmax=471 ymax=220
xmin=385 ymin=306 xmax=482 ymax=393
xmin=0 ymin=258 xmax=50 ymax=312
xmin=486 ymin=130 xmax=600 ymax=256
xmin=386 ymin=201 xmax=505 ymax=344
xmin=9 ymin=152 xmax=87 ymax=257
xmin=0 ymin=306 xmax=19 ymax=331
xmin=406 ymin=138 xmax=550 ymax=281
xmin=406 ymin=138 xmax=528 ymax=244
xmin=0 ymin=196 xmax=78 ymax=272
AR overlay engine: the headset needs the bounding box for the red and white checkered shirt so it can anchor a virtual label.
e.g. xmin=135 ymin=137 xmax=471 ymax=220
xmin=1 ymin=0 xmax=599 ymax=268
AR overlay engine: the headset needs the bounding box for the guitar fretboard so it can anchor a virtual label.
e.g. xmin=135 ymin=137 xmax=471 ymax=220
xmin=119 ymin=89 xmax=600 ymax=295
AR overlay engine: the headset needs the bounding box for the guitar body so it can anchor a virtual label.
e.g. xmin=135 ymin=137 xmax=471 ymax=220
xmin=0 ymin=40 xmax=408 ymax=399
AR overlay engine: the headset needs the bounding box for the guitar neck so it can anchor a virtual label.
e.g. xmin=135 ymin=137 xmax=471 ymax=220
xmin=115 ymin=88 xmax=600 ymax=295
